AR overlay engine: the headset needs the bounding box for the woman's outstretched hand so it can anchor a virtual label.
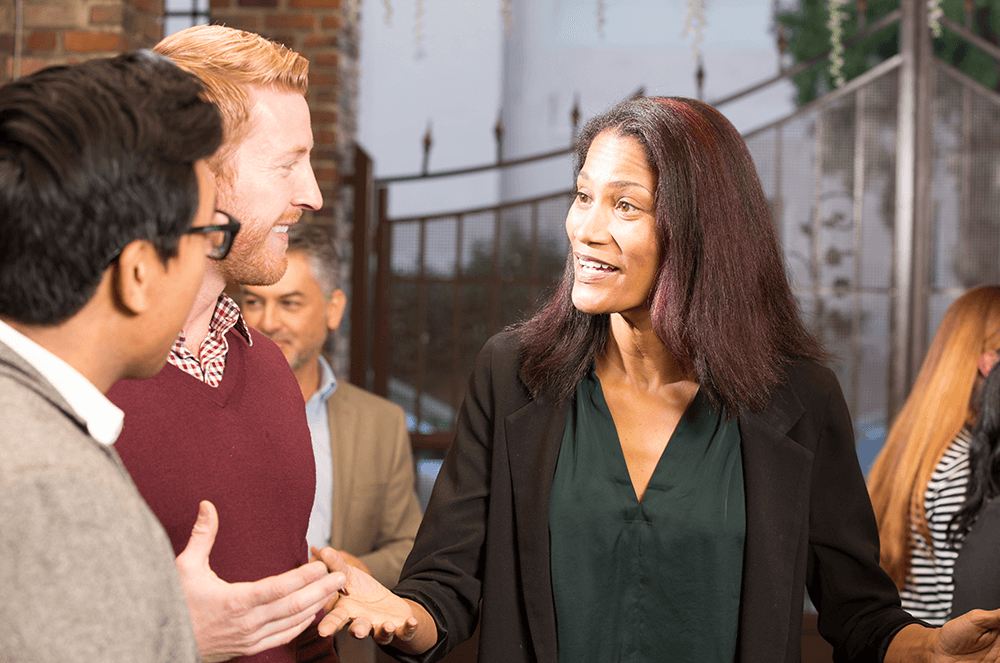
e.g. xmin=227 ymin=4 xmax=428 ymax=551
xmin=313 ymin=547 xmax=437 ymax=654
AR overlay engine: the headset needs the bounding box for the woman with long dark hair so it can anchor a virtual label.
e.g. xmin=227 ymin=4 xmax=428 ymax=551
xmin=947 ymin=358 xmax=1000 ymax=616
xmin=316 ymin=97 xmax=1000 ymax=663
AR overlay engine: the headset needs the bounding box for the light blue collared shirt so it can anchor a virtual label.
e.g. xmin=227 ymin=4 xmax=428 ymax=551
xmin=305 ymin=355 xmax=338 ymax=550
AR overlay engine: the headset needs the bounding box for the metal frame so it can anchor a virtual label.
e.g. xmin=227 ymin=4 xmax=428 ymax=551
xmin=347 ymin=0 xmax=1000 ymax=444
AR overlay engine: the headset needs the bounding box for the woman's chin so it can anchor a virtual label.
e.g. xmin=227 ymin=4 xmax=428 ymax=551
xmin=571 ymin=292 xmax=608 ymax=316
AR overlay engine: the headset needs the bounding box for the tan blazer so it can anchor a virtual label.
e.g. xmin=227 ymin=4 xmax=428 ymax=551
xmin=325 ymin=379 xmax=423 ymax=663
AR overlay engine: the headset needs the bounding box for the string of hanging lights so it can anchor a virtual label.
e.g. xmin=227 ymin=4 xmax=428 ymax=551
xmin=825 ymin=0 xmax=948 ymax=87
xmin=501 ymin=0 xmax=513 ymax=37
xmin=826 ymin=0 xmax=848 ymax=88
xmin=927 ymin=0 xmax=943 ymax=37
xmin=414 ymin=0 xmax=425 ymax=58
xmin=683 ymin=0 xmax=708 ymax=63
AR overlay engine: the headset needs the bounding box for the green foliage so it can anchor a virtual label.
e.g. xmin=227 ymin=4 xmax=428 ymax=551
xmin=776 ymin=0 xmax=1000 ymax=105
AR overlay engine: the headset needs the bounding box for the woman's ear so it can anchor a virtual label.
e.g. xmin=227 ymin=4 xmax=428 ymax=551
xmin=978 ymin=349 xmax=999 ymax=378
xmin=113 ymin=240 xmax=160 ymax=315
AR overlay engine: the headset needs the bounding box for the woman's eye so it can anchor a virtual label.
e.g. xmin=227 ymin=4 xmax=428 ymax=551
xmin=575 ymin=191 xmax=590 ymax=204
xmin=617 ymin=200 xmax=635 ymax=213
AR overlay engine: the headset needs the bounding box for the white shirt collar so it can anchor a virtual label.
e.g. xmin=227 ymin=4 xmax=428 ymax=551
xmin=0 ymin=320 xmax=124 ymax=446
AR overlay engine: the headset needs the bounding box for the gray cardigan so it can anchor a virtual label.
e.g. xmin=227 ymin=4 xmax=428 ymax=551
xmin=0 ymin=340 xmax=199 ymax=662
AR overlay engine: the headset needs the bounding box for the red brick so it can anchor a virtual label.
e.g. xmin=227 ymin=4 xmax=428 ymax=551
xmin=24 ymin=5 xmax=79 ymax=28
xmin=8 ymin=56 xmax=53 ymax=77
xmin=311 ymin=110 xmax=337 ymax=124
xmin=303 ymin=33 xmax=336 ymax=47
xmin=308 ymin=71 xmax=337 ymax=86
xmin=128 ymin=12 xmax=162 ymax=44
xmin=266 ymin=33 xmax=299 ymax=49
xmin=311 ymin=149 xmax=339 ymax=161
xmin=27 ymin=30 xmax=57 ymax=51
xmin=89 ymin=5 xmax=122 ymax=25
xmin=321 ymin=15 xmax=341 ymax=29
xmin=216 ymin=15 xmax=260 ymax=30
xmin=313 ymin=52 xmax=338 ymax=67
xmin=210 ymin=0 xmax=232 ymax=8
xmin=0 ymin=35 xmax=14 ymax=52
xmin=314 ymin=129 xmax=336 ymax=144
xmin=238 ymin=0 xmax=277 ymax=7
xmin=128 ymin=0 xmax=162 ymax=14
xmin=264 ymin=14 xmax=316 ymax=30
xmin=290 ymin=0 xmax=339 ymax=8
xmin=64 ymin=31 xmax=125 ymax=52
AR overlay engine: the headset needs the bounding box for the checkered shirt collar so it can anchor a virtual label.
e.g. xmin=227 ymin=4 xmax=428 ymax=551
xmin=167 ymin=293 xmax=252 ymax=387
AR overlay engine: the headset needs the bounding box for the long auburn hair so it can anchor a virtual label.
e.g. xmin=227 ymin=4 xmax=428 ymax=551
xmin=517 ymin=97 xmax=826 ymax=414
xmin=867 ymin=285 xmax=1000 ymax=590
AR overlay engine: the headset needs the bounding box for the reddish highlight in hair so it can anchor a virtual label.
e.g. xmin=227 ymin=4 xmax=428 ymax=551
xmin=517 ymin=96 xmax=825 ymax=414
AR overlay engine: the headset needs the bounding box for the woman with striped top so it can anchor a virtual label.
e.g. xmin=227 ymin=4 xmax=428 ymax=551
xmin=868 ymin=285 xmax=1000 ymax=625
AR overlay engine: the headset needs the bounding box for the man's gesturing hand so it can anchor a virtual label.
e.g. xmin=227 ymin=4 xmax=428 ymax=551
xmin=175 ymin=501 xmax=347 ymax=662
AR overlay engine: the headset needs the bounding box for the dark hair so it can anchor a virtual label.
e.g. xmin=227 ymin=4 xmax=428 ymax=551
xmin=0 ymin=50 xmax=223 ymax=325
xmin=949 ymin=362 xmax=1000 ymax=546
xmin=287 ymin=222 xmax=340 ymax=298
xmin=517 ymin=96 xmax=826 ymax=413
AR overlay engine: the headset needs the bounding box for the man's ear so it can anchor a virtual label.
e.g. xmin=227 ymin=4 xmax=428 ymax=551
xmin=978 ymin=349 xmax=999 ymax=378
xmin=113 ymin=240 xmax=162 ymax=315
xmin=325 ymin=289 xmax=347 ymax=332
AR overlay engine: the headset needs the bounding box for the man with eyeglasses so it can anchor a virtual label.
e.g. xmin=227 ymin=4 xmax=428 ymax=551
xmin=107 ymin=25 xmax=337 ymax=663
xmin=0 ymin=51 xmax=288 ymax=660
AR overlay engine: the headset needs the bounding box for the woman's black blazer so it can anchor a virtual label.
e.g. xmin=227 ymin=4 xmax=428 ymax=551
xmin=391 ymin=331 xmax=919 ymax=663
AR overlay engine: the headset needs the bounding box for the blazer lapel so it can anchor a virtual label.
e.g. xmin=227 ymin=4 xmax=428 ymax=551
xmin=506 ymin=395 xmax=569 ymax=663
xmin=736 ymin=384 xmax=813 ymax=663
xmin=328 ymin=390 xmax=358 ymax=551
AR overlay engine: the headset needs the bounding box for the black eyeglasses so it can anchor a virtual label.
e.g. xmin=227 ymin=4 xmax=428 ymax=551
xmin=187 ymin=210 xmax=241 ymax=260
xmin=103 ymin=210 xmax=241 ymax=268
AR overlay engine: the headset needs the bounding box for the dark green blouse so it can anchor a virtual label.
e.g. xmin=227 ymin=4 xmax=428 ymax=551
xmin=549 ymin=369 xmax=745 ymax=663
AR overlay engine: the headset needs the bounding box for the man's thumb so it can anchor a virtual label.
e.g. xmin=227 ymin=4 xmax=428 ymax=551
xmin=178 ymin=500 xmax=218 ymax=564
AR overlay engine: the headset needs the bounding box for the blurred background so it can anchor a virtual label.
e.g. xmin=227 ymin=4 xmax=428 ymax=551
xmin=5 ymin=0 xmax=1000 ymax=521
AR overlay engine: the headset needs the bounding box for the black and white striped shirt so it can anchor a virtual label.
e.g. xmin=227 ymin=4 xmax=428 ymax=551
xmin=899 ymin=428 xmax=972 ymax=626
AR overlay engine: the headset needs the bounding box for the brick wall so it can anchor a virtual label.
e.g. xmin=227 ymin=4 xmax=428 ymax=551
xmin=1 ymin=0 xmax=162 ymax=83
xmin=0 ymin=0 xmax=360 ymax=373
xmin=210 ymin=0 xmax=360 ymax=374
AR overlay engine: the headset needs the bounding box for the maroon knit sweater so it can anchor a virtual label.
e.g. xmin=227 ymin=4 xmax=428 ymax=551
xmin=108 ymin=329 xmax=334 ymax=663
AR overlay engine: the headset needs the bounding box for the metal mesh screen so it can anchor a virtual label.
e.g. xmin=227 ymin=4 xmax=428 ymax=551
xmin=381 ymin=54 xmax=1000 ymax=454
xmin=385 ymin=193 xmax=573 ymax=435
xmin=928 ymin=61 xmax=1000 ymax=320
xmin=745 ymin=67 xmax=900 ymax=473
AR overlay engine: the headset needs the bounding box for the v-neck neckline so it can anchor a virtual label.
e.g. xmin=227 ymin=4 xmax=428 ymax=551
xmin=587 ymin=370 xmax=705 ymax=506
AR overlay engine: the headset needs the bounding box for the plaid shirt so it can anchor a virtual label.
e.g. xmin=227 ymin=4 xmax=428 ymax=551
xmin=167 ymin=293 xmax=252 ymax=387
